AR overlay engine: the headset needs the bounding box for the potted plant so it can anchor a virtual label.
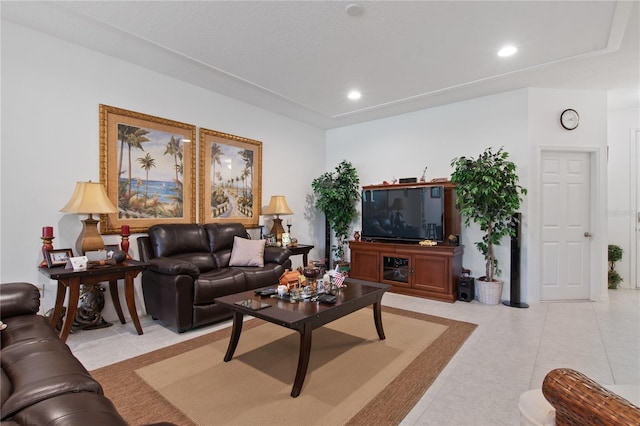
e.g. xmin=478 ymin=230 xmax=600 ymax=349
xmin=608 ymin=244 xmax=623 ymax=289
xmin=450 ymin=147 xmax=527 ymax=304
xmin=311 ymin=160 xmax=360 ymax=268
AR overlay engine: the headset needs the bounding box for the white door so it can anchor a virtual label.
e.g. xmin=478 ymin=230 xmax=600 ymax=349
xmin=540 ymin=151 xmax=592 ymax=300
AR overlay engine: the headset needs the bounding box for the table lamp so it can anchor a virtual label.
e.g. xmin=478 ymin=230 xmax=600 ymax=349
xmin=263 ymin=195 xmax=293 ymax=243
xmin=60 ymin=181 xmax=117 ymax=255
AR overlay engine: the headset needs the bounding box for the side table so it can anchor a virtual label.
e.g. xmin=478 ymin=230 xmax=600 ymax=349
xmin=285 ymin=244 xmax=314 ymax=266
xmin=39 ymin=260 xmax=147 ymax=343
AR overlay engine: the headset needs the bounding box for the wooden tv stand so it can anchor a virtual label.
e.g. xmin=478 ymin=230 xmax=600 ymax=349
xmin=349 ymin=240 xmax=463 ymax=302
xmin=349 ymin=180 xmax=463 ymax=302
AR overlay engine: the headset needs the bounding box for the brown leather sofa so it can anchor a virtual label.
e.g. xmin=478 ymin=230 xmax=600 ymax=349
xmin=137 ymin=223 xmax=292 ymax=333
xmin=0 ymin=282 xmax=127 ymax=426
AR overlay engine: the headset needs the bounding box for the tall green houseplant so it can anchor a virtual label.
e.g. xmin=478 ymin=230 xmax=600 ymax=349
xmin=311 ymin=160 xmax=360 ymax=263
xmin=450 ymin=147 xmax=527 ymax=283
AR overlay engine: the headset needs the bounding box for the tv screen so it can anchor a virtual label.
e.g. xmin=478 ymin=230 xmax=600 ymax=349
xmin=361 ymin=186 xmax=444 ymax=242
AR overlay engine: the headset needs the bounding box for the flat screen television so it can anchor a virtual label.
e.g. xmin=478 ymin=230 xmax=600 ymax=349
xmin=361 ymin=185 xmax=445 ymax=243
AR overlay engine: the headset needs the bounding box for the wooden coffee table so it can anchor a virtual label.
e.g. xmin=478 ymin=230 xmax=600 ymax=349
xmin=215 ymin=278 xmax=390 ymax=397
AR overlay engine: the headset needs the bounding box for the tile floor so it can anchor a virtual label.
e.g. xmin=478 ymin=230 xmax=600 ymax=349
xmin=68 ymin=288 xmax=640 ymax=425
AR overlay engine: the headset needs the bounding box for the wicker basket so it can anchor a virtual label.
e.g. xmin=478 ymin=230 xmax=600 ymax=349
xmin=476 ymin=278 xmax=503 ymax=305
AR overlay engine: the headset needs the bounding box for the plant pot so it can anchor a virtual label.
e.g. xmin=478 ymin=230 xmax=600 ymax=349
xmin=476 ymin=277 xmax=504 ymax=305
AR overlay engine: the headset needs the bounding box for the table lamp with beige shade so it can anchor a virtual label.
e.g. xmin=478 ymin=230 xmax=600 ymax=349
xmin=60 ymin=181 xmax=117 ymax=255
xmin=263 ymin=195 xmax=292 ymax=243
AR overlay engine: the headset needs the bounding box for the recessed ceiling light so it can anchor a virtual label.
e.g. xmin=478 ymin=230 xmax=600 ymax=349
xmin=347 ymin=90 xmax=362 ymax=100
xmin=498 ymin=45 xmax=518 ymax=57
xmin=345 ymin=3 xmax=364 ymax=17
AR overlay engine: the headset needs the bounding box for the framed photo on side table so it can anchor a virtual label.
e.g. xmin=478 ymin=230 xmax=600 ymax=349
xmin=264 ymin=234 xmax=277 ymax=247
xmin=45 ymin=248 xmax=73 ymax=268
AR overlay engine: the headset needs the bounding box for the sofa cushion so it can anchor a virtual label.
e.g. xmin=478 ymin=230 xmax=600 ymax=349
xmin=229 ymin=236 xmax=265 ymax=267
xmin=1 ymin=315 xmax=63 ymax=350
xmin=194 ymin=269 xmax=246 ymax=304
xmin=12 ymin=392 xmax=127 ymax=426
xmin=205 ymin=223 xmax=249 ymax=268
xmin=148 ymin=224 xmax=215 ymax=272
xmin=1 ymin=339 xmax=102 ymax=419
xmin=1 ymin=368 xmax=11 ymax=408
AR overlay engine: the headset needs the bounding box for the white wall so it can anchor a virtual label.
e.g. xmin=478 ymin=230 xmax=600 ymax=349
xmin=1 ymin=19 xmax=628 ymax=319
xmin=608 ymin=106 xmax=640 ymax=288
xmin=327 ymin=87 xmax=611 ymax=303
xmin=1 ymin=21 xmax=326 ymax=318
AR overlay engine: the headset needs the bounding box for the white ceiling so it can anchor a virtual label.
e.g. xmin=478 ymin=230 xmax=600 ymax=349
xmin=2 ymin=1 xmax=639 ymax=129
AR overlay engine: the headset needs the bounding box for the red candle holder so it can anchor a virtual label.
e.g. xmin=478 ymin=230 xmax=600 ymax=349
xmin=39 ymin=236 xmax=54 ymax=267
xmin=120 ymin=226 xmax=131 ymax=259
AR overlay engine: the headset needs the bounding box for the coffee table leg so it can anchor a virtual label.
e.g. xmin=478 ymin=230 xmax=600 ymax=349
xmin=373 ymin=298 xmax=386 ymax=340
xmin=291 ymin=323 xmax=312 ymax=398
xmin=224 ymin=311 xmax=244 ymax=362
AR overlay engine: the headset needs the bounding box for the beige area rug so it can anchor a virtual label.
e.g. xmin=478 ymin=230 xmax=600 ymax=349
xmin=91 ymin=307 xmax=476 ymax=426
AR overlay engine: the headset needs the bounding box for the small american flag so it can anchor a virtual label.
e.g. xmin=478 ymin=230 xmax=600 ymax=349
xmin=332 ymin=271 xmax=346 ymax=288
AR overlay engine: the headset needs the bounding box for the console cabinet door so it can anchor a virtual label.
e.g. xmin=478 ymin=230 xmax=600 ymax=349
xmin=412 ymin=254 xmax=451 ymax=295
xmin=380 ymin=254 xmax=411 ymax=288
xmin=350 ymin=248 xmax=380 ymax=282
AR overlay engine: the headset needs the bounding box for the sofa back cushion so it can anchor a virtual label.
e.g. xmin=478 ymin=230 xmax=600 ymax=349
xmin=148 ymin=224 xmax=215 ymax=272
xmin=204 ymin=223 xmax=249 ymax=268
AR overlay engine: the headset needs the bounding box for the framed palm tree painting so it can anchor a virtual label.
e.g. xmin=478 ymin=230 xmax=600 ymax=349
xmin=99 ymin=104 xmax=196 ymax=234
xmin=199 ymin=128 xmax=262 ymax=228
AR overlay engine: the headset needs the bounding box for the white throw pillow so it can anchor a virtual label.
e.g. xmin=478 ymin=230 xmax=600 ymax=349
xmin=229 ymin=236 xmax=266 ymax=267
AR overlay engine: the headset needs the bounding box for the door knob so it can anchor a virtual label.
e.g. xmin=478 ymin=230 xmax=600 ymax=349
xmin=584 ymin=232 xmax=592 ymax=238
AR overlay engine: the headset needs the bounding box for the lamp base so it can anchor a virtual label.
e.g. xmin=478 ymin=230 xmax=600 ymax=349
xmin=76 ymin=215 xmax=106 ymax=255
xmin=270 ymin=217 xmax=285 ymax=243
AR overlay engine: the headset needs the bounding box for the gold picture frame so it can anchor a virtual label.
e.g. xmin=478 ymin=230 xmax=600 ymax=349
xmin=199 ymin=128 xmax=262 ymax=227
xmin=99 ymin=104 xmax=196 ymax=234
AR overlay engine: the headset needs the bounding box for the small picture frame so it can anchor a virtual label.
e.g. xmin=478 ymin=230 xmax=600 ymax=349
xmin=45 ymin=248 xmax=74 ymax=268
xmin=264 ymin=233 xmax=277 ymax=247
xmin=281 ymin=232 xmax=291 ymax=247
xmin=430 ymin=186 xmax=441 ymax=198
xmin=104 ymin=244 xmax=120 ymax=260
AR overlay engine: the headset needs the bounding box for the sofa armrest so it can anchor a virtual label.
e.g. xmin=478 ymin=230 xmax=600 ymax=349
xmin=542 ymin=368 xmax=640 ymax=425
xmin=0 ymin=283 xmax=40 ymax=319
xmin=264 ymin=247 xmax=291 ymax=265
xmin=148 ymin=257 xmax=200 ymax=278
xmin=136 ymin=235 xmax=154 ymax=263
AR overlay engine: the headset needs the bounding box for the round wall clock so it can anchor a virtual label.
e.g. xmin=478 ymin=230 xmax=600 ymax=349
xmin=560 ymin=109 xmax=579 ymax=130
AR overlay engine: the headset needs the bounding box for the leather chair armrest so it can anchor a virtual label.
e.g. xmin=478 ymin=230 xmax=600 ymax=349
xmin=0 ymin=283 xmax=40 ymax=319
xmin=264 ymin=247 xmax=291 ymax=265
xmin=148 ymin=257 xmax=200 ymax=278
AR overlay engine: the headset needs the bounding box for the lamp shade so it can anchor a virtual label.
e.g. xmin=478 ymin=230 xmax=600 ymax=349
xmin=60 ymin=181 xmax=117 ymax=214
xmin=263 ymin=195 xmax=293 ymax=216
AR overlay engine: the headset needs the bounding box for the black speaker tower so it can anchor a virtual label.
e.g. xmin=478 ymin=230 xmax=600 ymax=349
xmin=503 ymin=212 xmax=529 ymax=308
